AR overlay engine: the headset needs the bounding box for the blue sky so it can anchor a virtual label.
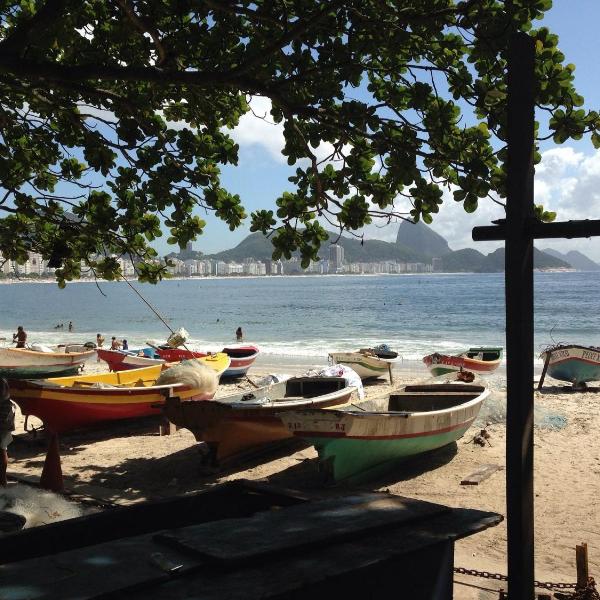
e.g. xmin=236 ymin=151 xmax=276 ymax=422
xmin=160 ymin=2 xmax=600 ymax=261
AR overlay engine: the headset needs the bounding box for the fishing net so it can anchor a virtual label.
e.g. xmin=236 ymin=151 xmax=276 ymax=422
xmin=156 ymin=359 xmax=218 ymax=393
xmin=0 ymin=484 xmax=83 ymax=529
xmin=476 ymin=389 xmax=567 ymax=431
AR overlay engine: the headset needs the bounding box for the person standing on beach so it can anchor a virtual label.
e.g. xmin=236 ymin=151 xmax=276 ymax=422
xmin=12 ymin=326 xmax=26 ymax=348
xmin=96 ymin=333 xmax=105 ymax=348
xmin=236 ymin=327 xmax=243 ymax=342
xmin=122 ymin=340 xmax=128 ymax=351
xmin=0 ymin=378 xmax=15 ymax=486
xmin=110 ymin=337 xmax=122 ymax=350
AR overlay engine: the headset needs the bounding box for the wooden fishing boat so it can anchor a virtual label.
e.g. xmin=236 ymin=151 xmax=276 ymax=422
xmin=157 ymin=344 xmax=260 ymax=378
xmin=97 ymin=349 xmax=230 ymax=377
xmin=328 ymin=349 xmax=395 ymax=381
xmin=10 ymin=362 xmax=221 ymax=433
xmin=97 ymin=348 xmax=164 ymax=371
xmin=539 ymin=344 xmax=600 ymax=387
xmin=0 ymin=347 xmax=95 ymax=379
xmin=220 ymin=344 xmax=260 ymax=377
xmin=422 ymin=347 xmax=502 ymax=377
xmin=163 ymin=376 xmax=357 ymax=466
xmin=279 ymin=379 xmax=489 ymax=483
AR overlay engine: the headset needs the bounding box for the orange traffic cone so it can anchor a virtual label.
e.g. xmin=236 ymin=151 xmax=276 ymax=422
xmin=40 ymin=432 xmax=64 ymax=492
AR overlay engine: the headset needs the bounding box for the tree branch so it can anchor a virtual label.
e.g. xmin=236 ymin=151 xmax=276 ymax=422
xmin=0 ymin=0 xmax=67 ymax=56
xmin=113 ymin=0 xmax=167 ymax=65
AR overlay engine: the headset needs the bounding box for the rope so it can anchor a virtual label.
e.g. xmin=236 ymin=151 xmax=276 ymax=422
xmin=120 ymin=276 xmax=175 ymax=335
xmin=120 ymin=276 xmax=192 ymax=352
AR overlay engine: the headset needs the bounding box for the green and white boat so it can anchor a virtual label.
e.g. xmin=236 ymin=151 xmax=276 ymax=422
xmin=328 ymin=349 xmax=396 ymax=381
xmin=280 ymin=378 xmax=489 ymax=483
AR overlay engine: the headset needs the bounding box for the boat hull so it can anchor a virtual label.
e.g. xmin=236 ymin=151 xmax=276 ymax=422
xmin=158 ymin=345 xmax=259 ymax=378
xmin=328 ymin=352 xmax=392 ymax=380
xmin=281 ymin=382 xmax=487 ymax=483
xmin=97 ymin=349 xmax=230 ymax=378
xmin=220 ymin=345 xmax=260 ymax=378
xmin=0 ymin=348 xmax=95 ymax=379
xmin=541 ymin=345 xmax=600 ymax=386
xmin=423 ymin=352 xmax=501 ymax=377
xmin=164 ymin=378 xmax=355 ymax=465
xmin=307 ymin=424 xmax=472 ymax=483
xmin=97 ymin=349 xmax=164 ymax=371
xmin=10 ymin=364 xmax=216 ymax=433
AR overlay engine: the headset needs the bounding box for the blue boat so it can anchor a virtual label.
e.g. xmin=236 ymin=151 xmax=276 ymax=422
xmin=540 ymin=344 xmax=600 ymax=388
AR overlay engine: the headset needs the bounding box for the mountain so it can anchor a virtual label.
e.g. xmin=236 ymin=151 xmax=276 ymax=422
xmin=476 ymin=248 xmax=571 ymax=272
xmin=395 ymin=220 xmax=451 ymax=259
xmin=436 ymin=247 xmax=571 ymax=273
xmin=542 ymin=248 xmax=600 ymax=271
xmin=206 ymin=231 xmax=428 ymax=263
xmin=438 ymin=248 xmax=486 ymax=272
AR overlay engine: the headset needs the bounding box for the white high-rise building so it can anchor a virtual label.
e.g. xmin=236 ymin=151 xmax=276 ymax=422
xmin=329 ymin=244 xmax=344 ymax=272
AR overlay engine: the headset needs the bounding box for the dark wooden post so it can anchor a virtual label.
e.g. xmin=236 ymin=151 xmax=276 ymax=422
xmin=505 ymin=32 xmax=536 ymax=599
xmin=576 ymin=542 xmax=589 ymax=589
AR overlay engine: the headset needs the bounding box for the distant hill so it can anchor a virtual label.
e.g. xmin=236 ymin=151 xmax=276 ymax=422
xmin=396 ymin=220 xmax=451 ymax=259
xmin=206 ymin=231 xmax=427 ymax=263
xmin=438 ymin=248 xmax=486 ymax=272
xmin=435 ymin=247 xmax=571 ymax=273
xmin=192 ymin=225 xmax=572 ymax=273
xmin=476 ymin=248 xmax=571 ymax=272
xmin=542 ymin=248 xmax=600 ymax=271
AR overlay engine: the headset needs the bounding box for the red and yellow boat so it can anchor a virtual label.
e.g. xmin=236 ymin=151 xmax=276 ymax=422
xmin=157 ymin=345 xmax=259 ymax=378
xmin=10 ymin=358 xmax=227 ymax=433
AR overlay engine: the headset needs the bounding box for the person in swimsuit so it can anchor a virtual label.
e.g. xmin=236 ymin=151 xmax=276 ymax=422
xmin=12 ymin=326 xmax=26 ymax=348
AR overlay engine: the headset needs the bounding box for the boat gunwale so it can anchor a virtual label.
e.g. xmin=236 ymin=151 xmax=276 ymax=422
xmin=216 ymin=385 xmax=357 ymax=410
xmin=0 ymin=347 xmax=96 ymax=360
xmin=541 ymin=344 xmax=600 ymax=357
xmin=328 ymin=351 xmax=398 ymax=365
xmin=423 ymin=353 xmax=501 ymax=368
xmin=282 ymin=387 xmax=490 ymax=425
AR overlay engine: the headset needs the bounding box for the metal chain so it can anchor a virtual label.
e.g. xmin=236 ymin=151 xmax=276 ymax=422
xmin=453 ymin=566 xmax=578 ymax=590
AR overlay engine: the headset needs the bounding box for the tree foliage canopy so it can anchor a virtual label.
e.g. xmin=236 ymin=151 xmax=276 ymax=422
xmin=0 ymin=0 xmax=597 ymax=282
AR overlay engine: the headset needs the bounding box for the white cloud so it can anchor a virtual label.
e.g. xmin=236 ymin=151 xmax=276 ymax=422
xmin=360 ymin=145 xmax=600 ymax=262
xmin=535 ymin=146 xmax=584 ymax=176
xmin=229 ymin=96 xmax=286 ymax=163
xmin=231 ymin=97 xmax=352 ymax=167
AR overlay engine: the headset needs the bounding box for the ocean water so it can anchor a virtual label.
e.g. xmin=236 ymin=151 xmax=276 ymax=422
xmin=0 ymin=271 xmax=596 ymax=367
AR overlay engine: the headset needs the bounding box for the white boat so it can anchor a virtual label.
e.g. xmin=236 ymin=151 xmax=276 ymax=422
xmin=280 ymin=377 xmax=489 ymax=483
xmin=329 ymin=349 xmax=396 ymax=381
xmin=0 ymin=347 xmax=96 ymax=379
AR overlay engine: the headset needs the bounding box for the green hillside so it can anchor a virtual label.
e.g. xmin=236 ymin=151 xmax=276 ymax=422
xmin=476 ymin=248 xmax=571 ymax=272
xmin=438 ymin=248 xmax=486 ymax=272
xmin=206 ymin=231 xmax=427 ymax=263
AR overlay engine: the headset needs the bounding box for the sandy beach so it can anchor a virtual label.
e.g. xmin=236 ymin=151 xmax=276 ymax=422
xmin=5 ymin=359 xmax=600 ymax=598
